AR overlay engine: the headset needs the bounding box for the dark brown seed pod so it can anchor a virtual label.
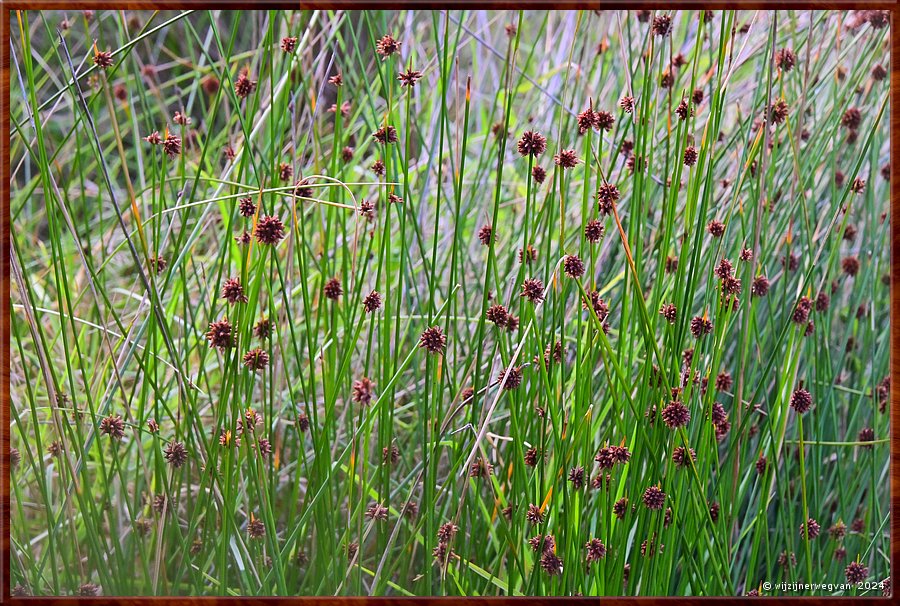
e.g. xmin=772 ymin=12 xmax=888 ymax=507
xmin=520 ymin=278 xmax=544 ymax=304
xmin=242 ymin=348 xmax=269 ymax=371
xmin=642 ymin=485 xmax=666 ymax=510
xmin=255 ymin=215 xmax=286 ymax=245
xmin=517 ymin=131 xmax=547 ymax=157
xmin=375 ymin=34 xmax=401 ymax=58
xmin=163 ymin=441 xmax=188 ymax=468
xmin=584 ymin=220 xmax=605 ymax=243
xmin=418 ymin=326 xmax=447 ymax=354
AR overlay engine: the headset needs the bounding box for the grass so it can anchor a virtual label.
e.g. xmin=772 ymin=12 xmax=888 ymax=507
xmin=8 ymin=8 xmax=891 ymax=597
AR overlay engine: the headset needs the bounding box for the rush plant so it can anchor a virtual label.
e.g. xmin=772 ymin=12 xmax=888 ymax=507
xmin=9 ymin=9 xmax=891 ymax=597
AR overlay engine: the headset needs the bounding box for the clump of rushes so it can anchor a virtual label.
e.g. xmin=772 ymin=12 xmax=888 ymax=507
xmin=10 ymin=10 xmax=891 ymax=599
xmin=418 ymin=326 xmax=447 ymax=354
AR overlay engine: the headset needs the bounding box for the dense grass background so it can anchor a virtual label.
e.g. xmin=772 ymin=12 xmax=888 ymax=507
xmin=9 ymin=9 xmax=891 ymax=596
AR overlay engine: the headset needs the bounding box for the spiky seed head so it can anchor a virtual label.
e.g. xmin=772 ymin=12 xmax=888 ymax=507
xmin=99 ymin=414 xmax=126 ymax=439
xmin=775 ymin=47 xmax=796 ymax=71
xmin=352 ymin=377 xmax=375 ymax=406
xmin=163 ymin=441 xmax=188 ymax=468
xmin=584 ymin=219 xmax=605 ymax=242
xmin=517 ymin=131 xmax=547 ymax=157
xmin=234 ymin=72 xmax=257 ymax=99
xmin=800 ymin=517 xmax=820 ymax=540
xmin=525 ymin=503 xmax=544 ymax=525
xmin=373 ymin=125 xmax=399 ymax=144
xmin=280 ymin=36 xmax=297 ymax=52
xmin=498 ymin=366 xmax=523 ymax=390
xmin=375 ymin=34 xmax=401 ymax=57
xmin=242 ymin=348 xmax=269 ymax=371
xmin=363 ymin=291 xmax=382 ymax=313
xmin=323 ymin=277 xmax=343 ymax=300
xmin=642 ymin=485 xmax=666 ymax=510
xmin=597 ymin=182 xmax=620 ymax=215
xmin=255 ymin=215 xmax=286 ymax=245
xmin=689 ymin=315 xmax=713 ymax=338
xmin=554 ymin=149 xmax=579 ymax=168
xmin=661 ymin=400 xmax=690 ymax=429
xmin=652 ymin=14 xmax=672 ymax=36
xmin=418 ymin=326 xmax=447 ymax=354
xmin=520 ymin=278 xmax=544 ymax=303
xmin=477 ymin=224 xmax=494 ymax=246
xmin=563 ymin=254 xmax=585 ymax=279
xmin=93 ymin=49 xmax=114 ymax=69
xmin=247 ymin=517 xmax=266 ymax=539
xmin=660 ymin=303 xmax=677 ymax=324
xmin=221 ymin=278 xmax=248 ymax=304
xmin=790 ymin=387 xmax=813 ymax=414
